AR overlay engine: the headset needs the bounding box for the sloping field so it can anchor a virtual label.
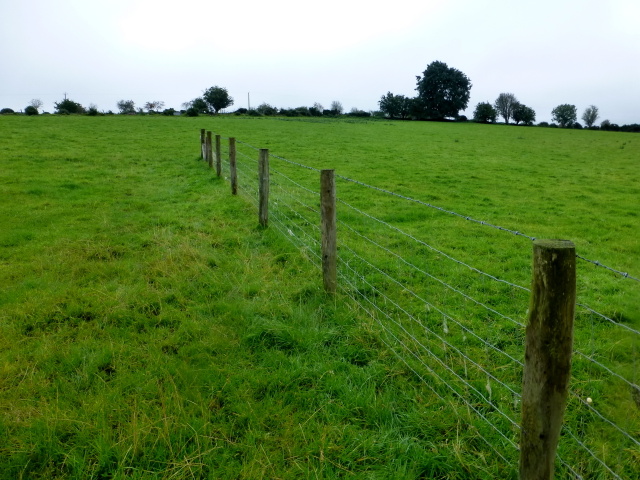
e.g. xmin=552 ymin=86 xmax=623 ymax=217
xmin=1 ymin=115 xmax=638 ymax=479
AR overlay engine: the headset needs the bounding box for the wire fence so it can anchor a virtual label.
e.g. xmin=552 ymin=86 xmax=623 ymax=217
xmin=199 ymin=131 xmax=639 ymax=479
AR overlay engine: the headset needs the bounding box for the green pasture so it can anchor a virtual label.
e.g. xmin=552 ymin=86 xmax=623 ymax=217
xmin=0 ymin=115 xmax=638 ymax=479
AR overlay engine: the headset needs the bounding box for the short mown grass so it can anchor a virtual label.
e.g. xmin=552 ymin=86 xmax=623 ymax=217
xmin=1 ymin=115 xmax=638 ymax=479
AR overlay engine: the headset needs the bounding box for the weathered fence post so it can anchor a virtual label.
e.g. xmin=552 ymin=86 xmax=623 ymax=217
xmin=229 ymin=138 xmax=237 ymax=195
xmin=258 ymin=149 xmax=269 ymax=227
xmin=215 ymin=134 xmax=222 ymax=177
xmin=520 ymin=239 xmax=576 ymax=480
xmin=200 ymin=129 xmax=205 ymax=159
xmin=321 ymin=169 xmax=337 ymax=294
xmin=206 ymin=131 xmax=213 ymax=168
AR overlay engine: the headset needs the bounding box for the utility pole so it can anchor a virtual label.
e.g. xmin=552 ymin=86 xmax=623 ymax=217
xmin=248 ymin=92 xmax=250 ymax=111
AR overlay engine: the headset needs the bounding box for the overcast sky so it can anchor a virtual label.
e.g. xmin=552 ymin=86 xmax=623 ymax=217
xmin=1 ymin=0 xmax=639 ymax=124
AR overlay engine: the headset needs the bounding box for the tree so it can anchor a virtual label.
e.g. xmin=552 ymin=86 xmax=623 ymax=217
xmin=29 ymin=98 xmax=43 ymax=112
xmin=473 ymin=102 xmax=497 ymax=123
xmin=582 ymin=105 xmax=599 ymax=128
xmin=512 ymin=103 xmax=536 ymax=126
xmin=54 ymin=98 xmax=85 ymax=114
xmin=117 ymin=100 xmax=136 ymax=114
xmin=379 ymin=92 xmax=413 ymax=119
xmin=25 ymin=105 xmax=39 ymax=116
xmin=202 ymin=86 xmax=233 ymax=114
xmin=144 ymin=101 xmax=165 ymax=113
xmin=551 ymin=104 xmax=577 ymax=128
xmin=330 ymin=100 xmax=343 ymax=115
xmin=415 ymin=61 xmax=471 ymax=120
xmin=494 ymin=93 xmax=518 ymax=124
xmin=87 ymin=103 xmax=99 ymax=116
xmin=309 ymin=103 xmax=323 ymax=116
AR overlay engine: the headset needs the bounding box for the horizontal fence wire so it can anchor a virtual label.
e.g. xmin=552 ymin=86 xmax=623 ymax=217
xmin=201 ymin=132 xmax=639 ymax=478
xmin=221 ymin=136 xmax=639 ymax=282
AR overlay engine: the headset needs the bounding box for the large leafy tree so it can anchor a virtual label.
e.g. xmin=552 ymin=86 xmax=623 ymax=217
xmin=581 ymin=105 xmax=599 ymax=128
xmin=473 ymin=102 xmax=497 ymax=123
xmin=494 ymin=93 xmax=518 ymax=124
xmin=379 ymin=92 xmax=413 ymax=119
xmin=415 ymin=61 xmax=471 ymax=120
xmin=512 ymin=103 xmax=536 ymax=126
xmin=551 ymin=104 xmax=577 ymax=128
xmin=202 ymin=86 xmax=233 ymax=114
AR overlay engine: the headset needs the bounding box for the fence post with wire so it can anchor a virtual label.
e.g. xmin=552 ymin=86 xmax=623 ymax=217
xmin=321 ymin=169 xmax=337 ymax=294
xmin=196 ymin=129 xmax=640 ymax=479
xmin=520 ymin=239 xmax=576 ymax=480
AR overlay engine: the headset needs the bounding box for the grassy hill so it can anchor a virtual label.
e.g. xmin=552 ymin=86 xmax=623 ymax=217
xmin=1 ymin=115 xmax=638 ymax=479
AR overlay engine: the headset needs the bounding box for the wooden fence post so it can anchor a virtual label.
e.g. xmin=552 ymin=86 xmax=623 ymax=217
xmin=258 ymin=149 xmax=269 ymax=227
xmin=215 ymin=134 xmax=222 ymax=177
xmin=229 ymin=138 xmax=237 ymax=195
xmin=321 ymin=169 xmax=337 ymax=294
xmin=206 ymin=131 xmax=213 ymax=168
xmin=520 ymin=239 xmax=576 ymax=480
xmin=200 ymin=129 xmax=205 ymax=159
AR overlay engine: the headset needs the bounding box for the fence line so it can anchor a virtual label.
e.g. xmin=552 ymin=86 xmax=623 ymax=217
xmin=197 ymin=130 xmax=639 ymax=479
xmin=205 ymin=135 xmax=639 ymax=282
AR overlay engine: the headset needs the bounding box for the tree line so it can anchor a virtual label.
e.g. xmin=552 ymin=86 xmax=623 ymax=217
xmin=377 ymin=60 xmax=638 ymax=131
xmin=2 ymin=63 xmax=638 ymax=132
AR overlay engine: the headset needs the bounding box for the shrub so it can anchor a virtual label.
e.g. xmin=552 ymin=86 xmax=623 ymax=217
xmin=347 ymin=108 xmax=371 ymax=118
xmin=256 ymin=103 xmax=278 ymax=116
xmin=1 ymin=108 xmax=15 ymax=114
xmin=234 ymin=108 xmax=248 ymax=115
xmin=185 ymin=107 xmax=199 ymax=117
xmin=537 ymin=121 xmax=549 ymax=128
xmin=162 ymin=108 xmax=176 ymax=116
xmin=87 ymin=105 xmax=99 ymax=116
xmin=24 ymin=106 xmax=38 ymax=115
xmin=54 ymin=98 xmax=85 ymax=114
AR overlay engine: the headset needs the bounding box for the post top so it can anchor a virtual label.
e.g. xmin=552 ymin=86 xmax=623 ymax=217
xmin=533 ymin=239 xmax=575 ymax=249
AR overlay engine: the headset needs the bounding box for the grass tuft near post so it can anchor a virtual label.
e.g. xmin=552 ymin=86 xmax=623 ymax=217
xmin=258 ymin=149 xmax=269 ymax=227
xmin=321 ymin=169 xmax=337 ymax=293
xmin=520 ymin=239 xmax=576 ymax=480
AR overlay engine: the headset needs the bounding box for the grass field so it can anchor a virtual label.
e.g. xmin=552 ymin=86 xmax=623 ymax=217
xmin=1 ymin=115 xmax=638 ymax=479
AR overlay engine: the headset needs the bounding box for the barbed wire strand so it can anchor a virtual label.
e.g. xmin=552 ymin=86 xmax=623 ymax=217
xmin=570 ymin=391 xmax=640 ymax=449
xmin=339 ymin=242 xmax=525 ymax=371
xmin=338 ymin=273 xmax=518 ymax=465
xmin=576 ymin=254 xmax=640 ymax=283
xmin=561 ymin=426 xmax=622 ymax=480
xmin=339 ymin=259 xmax=522 ymax=433
xmin=270 ymin=152 xmax=322 ymax=173
xmin=576 ymin=303 xmax=640 ymax=336
xmin=271 ymin=166 xmax=319 ymax=197
xmin=338 ymin=198 xmax=531 ymax=294
xmin=223 ymin=136 xmax=638 ymax=282
xmin=574 ymin=351 xmax=639 ymax=390
xmin=337 ymin=216 xmax=526 ymax=328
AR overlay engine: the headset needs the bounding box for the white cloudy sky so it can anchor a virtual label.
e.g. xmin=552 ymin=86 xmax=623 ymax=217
xmin=1 ymin=0 xmax=639 ymax=124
